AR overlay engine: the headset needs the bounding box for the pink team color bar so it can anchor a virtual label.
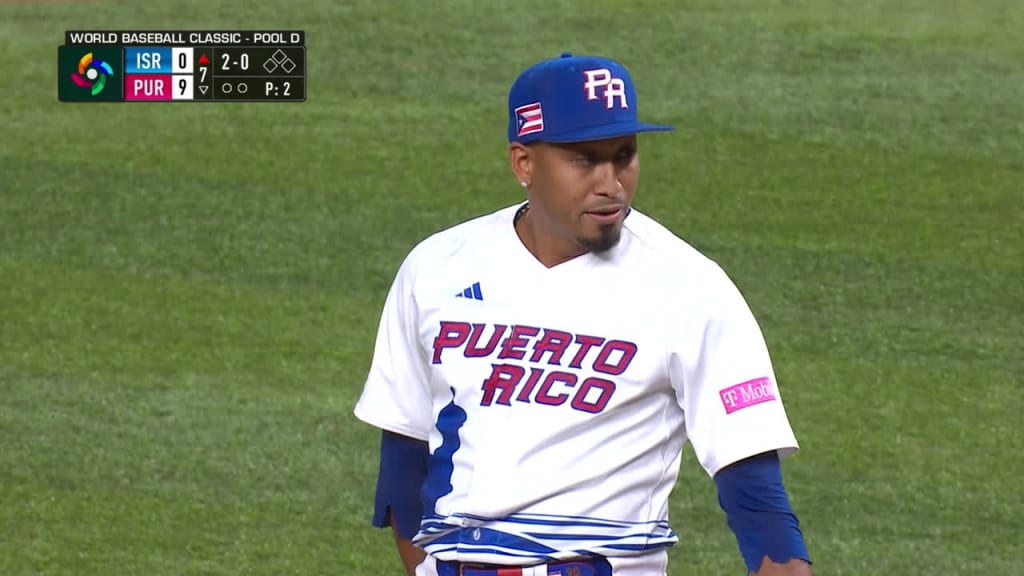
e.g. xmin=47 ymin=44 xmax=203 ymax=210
xmin=124 ymin=74 xmax=173 ymax=101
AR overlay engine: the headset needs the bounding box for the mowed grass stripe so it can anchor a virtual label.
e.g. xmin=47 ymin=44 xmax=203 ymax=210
xmin=0 ymin=256 xmax=373 ymax=381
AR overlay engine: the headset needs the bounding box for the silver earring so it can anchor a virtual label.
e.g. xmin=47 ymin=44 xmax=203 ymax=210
xmin=520 ymin=181 xmax=529 ymax=189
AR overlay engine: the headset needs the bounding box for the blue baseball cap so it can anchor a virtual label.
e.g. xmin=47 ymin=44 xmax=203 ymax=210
xmin=508 ymin=52 xmax=674 ymax=144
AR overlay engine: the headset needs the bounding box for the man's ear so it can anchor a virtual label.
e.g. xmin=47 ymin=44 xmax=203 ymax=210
xmin=508 ymin=142 xmax=533 ymax=189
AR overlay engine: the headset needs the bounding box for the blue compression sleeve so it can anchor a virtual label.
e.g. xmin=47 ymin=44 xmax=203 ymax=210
xmin=714 ymin=451 xmax=811 ymax=573
xmin=373 ymin=430 xmax=429 ymax=540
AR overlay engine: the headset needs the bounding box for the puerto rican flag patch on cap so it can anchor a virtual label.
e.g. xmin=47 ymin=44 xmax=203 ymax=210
xmin=516 ymin=102 xmax=544 ymax=137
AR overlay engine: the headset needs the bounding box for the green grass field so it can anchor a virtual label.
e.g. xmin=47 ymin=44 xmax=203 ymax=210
xmin=2 ymin=1 xmax=1022 ymax=574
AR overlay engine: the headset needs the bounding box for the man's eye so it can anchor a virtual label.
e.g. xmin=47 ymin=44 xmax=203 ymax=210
xmin=574 ymin=155 xmax=593 ymax=165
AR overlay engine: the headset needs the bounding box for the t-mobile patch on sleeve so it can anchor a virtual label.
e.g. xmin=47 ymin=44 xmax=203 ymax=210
xmin=719 ymin=377 xmax=776 ymax=414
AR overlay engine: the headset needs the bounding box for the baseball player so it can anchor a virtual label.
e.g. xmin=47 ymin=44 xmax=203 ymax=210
xmin=354 ymin=52 xmax=813 ymax=576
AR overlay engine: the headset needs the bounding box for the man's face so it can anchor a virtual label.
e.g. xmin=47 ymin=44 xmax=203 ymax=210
xmin=524 ymin=135 xmax=639 ymax=254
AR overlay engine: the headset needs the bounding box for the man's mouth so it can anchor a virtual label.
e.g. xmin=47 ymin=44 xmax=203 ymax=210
xmin=585 ymin=206 xmax=624 ymax=223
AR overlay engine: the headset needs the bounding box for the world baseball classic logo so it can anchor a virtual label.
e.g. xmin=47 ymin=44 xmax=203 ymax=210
xmin=719 ymin=377 xmax=776 ymax=414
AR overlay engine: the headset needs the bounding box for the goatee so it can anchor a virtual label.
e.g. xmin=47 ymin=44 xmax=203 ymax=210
xmin=576 ymin=225 xmax=621 ymax=254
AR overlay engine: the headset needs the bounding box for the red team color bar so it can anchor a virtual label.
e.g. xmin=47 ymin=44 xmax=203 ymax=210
xmin=124 ymin=74 xmax=174 ymax=100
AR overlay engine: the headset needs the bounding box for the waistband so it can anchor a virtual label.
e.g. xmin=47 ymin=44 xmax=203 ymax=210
xmin=435 ymin=557 xmax=612 ymax=576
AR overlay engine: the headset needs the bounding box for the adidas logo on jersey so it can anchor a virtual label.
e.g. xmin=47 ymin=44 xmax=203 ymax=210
xmin=454 ymin=282 xmax=483 ymax=301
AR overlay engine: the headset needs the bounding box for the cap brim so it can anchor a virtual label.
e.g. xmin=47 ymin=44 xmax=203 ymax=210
xmin=535 ymin=121 xmax=675 ymax=143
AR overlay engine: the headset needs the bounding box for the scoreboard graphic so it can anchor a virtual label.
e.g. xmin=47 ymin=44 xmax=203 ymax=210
xmin=58 ymin=30 xmax=306 ymax=102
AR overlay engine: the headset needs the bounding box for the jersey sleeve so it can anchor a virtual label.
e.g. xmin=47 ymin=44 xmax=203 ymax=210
xmin=669 ymin=265 xmax=799 ymax=477
xmin=353 ymin=252 xmax=433 ymax=442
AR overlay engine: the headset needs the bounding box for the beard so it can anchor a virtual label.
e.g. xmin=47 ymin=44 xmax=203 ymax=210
xmin=576 ymin=223 xmax=622 ymax=254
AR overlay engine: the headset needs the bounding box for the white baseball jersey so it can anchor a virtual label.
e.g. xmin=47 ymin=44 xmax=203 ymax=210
xmin=354 ymin=203 xmax=799 ymax=566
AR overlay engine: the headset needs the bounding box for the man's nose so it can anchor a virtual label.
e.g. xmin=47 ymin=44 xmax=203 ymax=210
xmin=594 ymin=162 xmax=621 ymax=196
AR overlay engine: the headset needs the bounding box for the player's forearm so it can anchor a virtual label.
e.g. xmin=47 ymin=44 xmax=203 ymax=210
xmin=752 ymin=557 xmax=813 ymax=576
xmin=374 ymin=431 xmax=430 ymax=575
xmin=390 ymin=517 xmax=426 ymax=576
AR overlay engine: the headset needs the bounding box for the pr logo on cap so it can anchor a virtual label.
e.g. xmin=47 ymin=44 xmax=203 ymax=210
xmin=583 ymin=68 xmax=628 ymax=109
